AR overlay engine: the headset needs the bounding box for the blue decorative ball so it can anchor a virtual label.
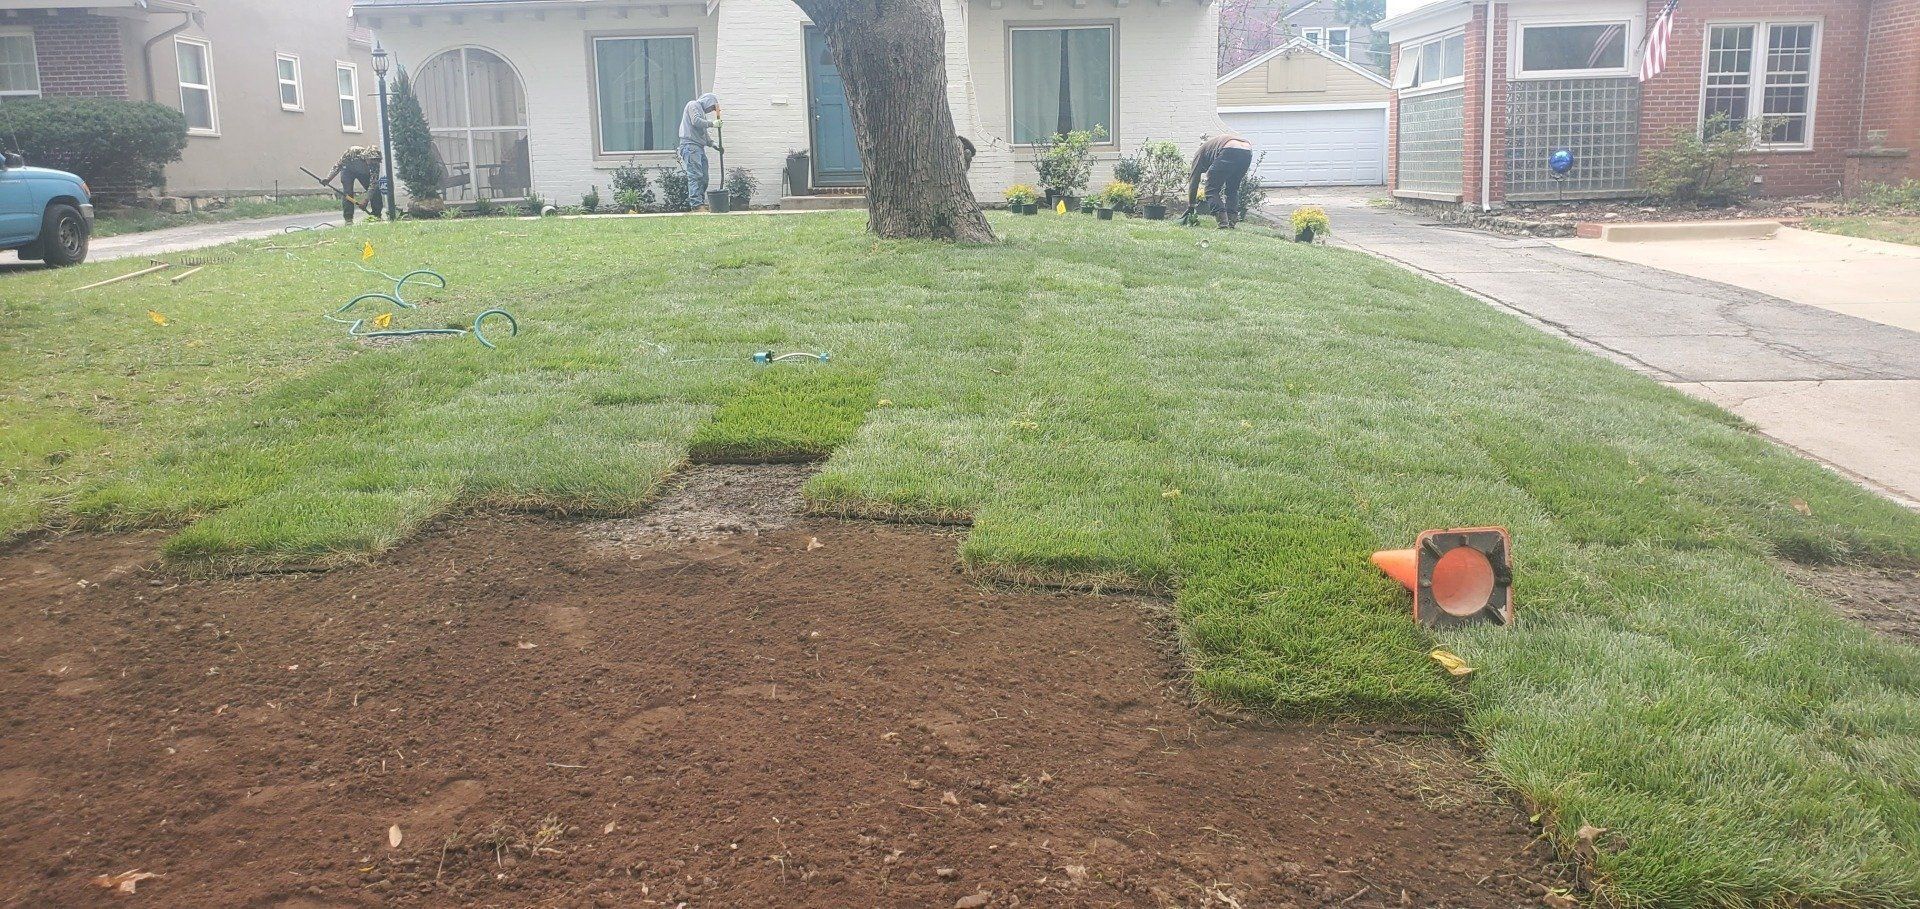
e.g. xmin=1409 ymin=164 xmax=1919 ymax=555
xmin=1549 ymin=149 xmax=1575 ymax=174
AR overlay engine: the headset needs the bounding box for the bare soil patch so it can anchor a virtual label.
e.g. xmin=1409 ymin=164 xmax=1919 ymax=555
xmin=1788 ymin=561 xmax=1920 ymax=644
xmin=1 ymin=473 xmax=1570 ymax=908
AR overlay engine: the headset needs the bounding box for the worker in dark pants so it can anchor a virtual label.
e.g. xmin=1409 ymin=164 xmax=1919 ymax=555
xmin=1186 ymin=133 xmax=1255 ymax=229
xmin=325 ymin=146 xmax=385 ymax=223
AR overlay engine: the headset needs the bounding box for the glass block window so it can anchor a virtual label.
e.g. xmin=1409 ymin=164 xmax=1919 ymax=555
xmin=1505 ymin=78 xmax=1640 ymax=198
xmin=1701 ymin=22 xmax=1818 ymax=148
xmin=1397 ymin=87 xmax=1465 ymax=196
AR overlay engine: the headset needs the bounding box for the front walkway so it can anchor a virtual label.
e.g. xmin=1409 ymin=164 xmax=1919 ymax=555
xmin=1279 ymin=192 xmax=1920 ymax=505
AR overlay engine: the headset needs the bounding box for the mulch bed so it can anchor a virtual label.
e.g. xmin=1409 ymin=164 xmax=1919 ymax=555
xmin=1 ymin=468 xmax=1573 ymax=908
xmin=1399 ymin=194 xmax=1854 ymax=237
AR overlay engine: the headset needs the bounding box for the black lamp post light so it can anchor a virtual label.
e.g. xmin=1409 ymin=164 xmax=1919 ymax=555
xmin=372 ymin=40 xmax=398 ymax=222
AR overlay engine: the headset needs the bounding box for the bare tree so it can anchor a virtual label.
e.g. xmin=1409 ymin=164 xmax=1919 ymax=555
xmin=790 ymin=0 xmax=995 ymax=243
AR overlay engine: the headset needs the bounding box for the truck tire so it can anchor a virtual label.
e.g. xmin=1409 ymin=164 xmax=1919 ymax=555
xmin=39 ymin=203 xmax=89 ymax=267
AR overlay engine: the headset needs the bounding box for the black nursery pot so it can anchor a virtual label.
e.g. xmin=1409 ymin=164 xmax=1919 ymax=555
xmin=1021 ymin=203 xmax=1039 ymax=214
xmin=1096 ymin=207 xmax=1115 ymax=221
xmin=1295 ymin=225 xmax=1316 ymax=242
xmin=1143 ymin=203 xmax=1167 ymax=220
xmin=706 ymin=189 xmax=732 ymax=213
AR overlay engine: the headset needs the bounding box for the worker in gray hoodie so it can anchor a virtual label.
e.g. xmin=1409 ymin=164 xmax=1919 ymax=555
xmin=679 ymin=93 xmax=721 ymax=209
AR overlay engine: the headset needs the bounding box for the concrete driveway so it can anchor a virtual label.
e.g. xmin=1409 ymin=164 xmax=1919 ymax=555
xmin=2 ymin=210 xmax=344 ymax=275
xmin=1276 ymin=192 xmax=1920 ymax=505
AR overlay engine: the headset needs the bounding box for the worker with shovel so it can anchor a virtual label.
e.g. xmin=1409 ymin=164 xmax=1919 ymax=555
xmin=1185 ymin=133 xmax=1255 ymax=229
xmin=678 ymin=93 xmax=722 ymax=210
xmin=324 ymin=145 xmax=385 ymax=224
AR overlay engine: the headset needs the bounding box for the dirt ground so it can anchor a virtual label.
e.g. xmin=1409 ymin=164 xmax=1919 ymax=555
xmin=1 ymin=468 xmax=1574 ymax=908
xmin=1789 ymin=561 xmax=1920 ymax=645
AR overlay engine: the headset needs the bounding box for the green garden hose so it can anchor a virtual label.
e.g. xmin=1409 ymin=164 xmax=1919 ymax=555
xmin=326 ymin=268 xmax=518 ymax=348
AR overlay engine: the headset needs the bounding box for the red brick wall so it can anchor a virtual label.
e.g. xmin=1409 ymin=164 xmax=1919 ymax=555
xmin=1387 ymin=41 xmax=1400 ymax=191
xmin=1637 ymin=0 xmax=1871 ymax=197
xmin=1460 ymin=4 xmax=1510 ymax=204
xmin=1862 ymin=0 xmax=1920 ymax=180
xmin=30 ymin=13 xmax=130 ymax=99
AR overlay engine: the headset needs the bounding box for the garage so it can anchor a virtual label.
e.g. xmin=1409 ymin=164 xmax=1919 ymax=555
xmin=1219 ymin=106 xmax=1388 ymax=186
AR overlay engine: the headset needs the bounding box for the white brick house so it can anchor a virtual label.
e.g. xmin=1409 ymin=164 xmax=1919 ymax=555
xmin=350 ymin=0 xmax=1226 ymax=207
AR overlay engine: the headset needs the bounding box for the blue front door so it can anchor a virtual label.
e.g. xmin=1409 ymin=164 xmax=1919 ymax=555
xmin=804 ymin=27 xmax=863 ymax=187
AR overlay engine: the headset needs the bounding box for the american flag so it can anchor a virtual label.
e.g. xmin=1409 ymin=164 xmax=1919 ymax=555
xmin=1641 ymin=0 xmax=1680 ymax=81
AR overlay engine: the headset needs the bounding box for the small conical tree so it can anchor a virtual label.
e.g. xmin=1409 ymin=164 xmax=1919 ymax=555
xmin=388 ymin=67 xmax=439 ymax=206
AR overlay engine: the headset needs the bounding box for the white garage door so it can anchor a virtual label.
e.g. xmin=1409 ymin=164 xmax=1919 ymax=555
xmin=1219 ymin=107 xmax=1386 ymax=187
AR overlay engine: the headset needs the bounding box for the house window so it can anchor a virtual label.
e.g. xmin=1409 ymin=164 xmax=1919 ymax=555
xmin=1326 ymin=27 xmax=1350 ymax=59
xmin=1702 ymin=22 xmax=1817 ymax=147
xmin=337 ymin=62 xmax=361 ymax=132
xmin=1394 ymin=32 xmax=1464 ymax=90
xmin=0 ymin=30 xmax=39 ymax=98
xmin=1302 ymin=27 xmax=1323 ymax=44
xmin=276 ymin=53 xmax=303 ymax=111
xmin=416 ymin=47 xmax=532 ymax=201
xmin=1009 ymin=25 xmax=1113 ymax=144
xmin=175 ymin=37 xmax=218 ymax=134
xmin=1515 ymin=21 xmax=1630 ymax=76
xmin=592 ymin=35 xmax=697 ymax=154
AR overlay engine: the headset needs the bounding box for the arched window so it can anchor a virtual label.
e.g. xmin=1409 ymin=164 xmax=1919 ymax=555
xmin=415 ymin=47 xmax=530 ymax=201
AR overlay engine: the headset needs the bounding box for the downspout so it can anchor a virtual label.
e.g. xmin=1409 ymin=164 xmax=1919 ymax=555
xmin=140 ymin=8 xmax=202 ymax=103
xmin=1480 ymin=0 xmax=1496 ymax=211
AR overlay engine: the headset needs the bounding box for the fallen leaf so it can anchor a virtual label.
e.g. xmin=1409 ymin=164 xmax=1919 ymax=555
xmin=517 ymin=642 xmax=537 ymax=650
xmin=388 ymin=824 xmax=403 ymax=848
xmin=1790 ymin=497 xmax=1812 ymax=516
xmin=1428 ymin=649 xmax=1476 ymax=677
xmin=147 ymin=310 xmax=170 ymax=326
xmin=806 ymin=536 xmax=824 ymax=551
xmin=92 ymin=870 xmax=160 ymax=893
xmin=956 ymin=892 xmax=992 ymax=909
xmin=941 ymin=790 xmax=961 ymax=806
xmin=1161 ymin=488 xmax=1181 ymax=499
xmin=877 ymin=398 xmax=894 ymax=407
xmin=604 ymin=820 xmax=618 ymax=834
xmin=1063 ymin=864 xmax=1090 ymax=883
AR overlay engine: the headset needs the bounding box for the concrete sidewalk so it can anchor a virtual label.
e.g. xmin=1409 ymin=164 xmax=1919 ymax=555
xmin=2 ymin=210 xmax=346 ymax=273
xmin=1291 ymin=194 xmax=1920 ymax=505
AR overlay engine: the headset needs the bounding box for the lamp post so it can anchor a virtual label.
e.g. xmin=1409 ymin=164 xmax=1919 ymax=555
xmin=371 ymin=41 xmax=398 ymax=222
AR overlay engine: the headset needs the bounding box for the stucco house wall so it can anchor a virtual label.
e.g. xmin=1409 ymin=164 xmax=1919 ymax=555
xmin=1216 ymin=41 xmax=1389 ymax=106
xmin=358 ymin=0 xmax=1225 ymax=208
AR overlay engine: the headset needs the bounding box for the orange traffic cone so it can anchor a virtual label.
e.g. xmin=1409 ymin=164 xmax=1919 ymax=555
xmin=1372 ymin=527 xmax=1514 ymax=628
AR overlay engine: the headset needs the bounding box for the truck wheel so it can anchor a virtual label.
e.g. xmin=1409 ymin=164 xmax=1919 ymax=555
xmin=40 ymin=203 xmax=89 ymax=267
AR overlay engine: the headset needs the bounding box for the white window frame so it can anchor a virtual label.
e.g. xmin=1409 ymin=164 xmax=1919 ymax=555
xmin=1325 ymin=27 xmax=1351 ymax=59
xmin=175 ymin=36 xmax=219 ymax=136
xmin=275 ymin=52 xmax=303 ymax=112
xmin=1695 ymin=19 xmax=1821 ymax=151
xmin=1510 ymin=18 xmax=1636 ymax=80
xmin=1395 ymin=30 xmax=1466 ymax=96
xmin=588 ymin=32 xmax=701 ymax=157
xmin=0 ymin=27 xmax=41 ymax=99
xmin=1006 ymin=23 xmax=1118 ymax=148
xmin=1302 ymin=27 xmax=1324 ymax=44
xmin=336 ymin=61 xmax=362 ymax=133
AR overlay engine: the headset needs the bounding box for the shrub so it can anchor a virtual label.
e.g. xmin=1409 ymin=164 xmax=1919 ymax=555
xmin=726 ymin=167 xmax=759 ymax=207
xmin=388 ymin=68 xmax=440 ymax=206
xmin=0 ymin=98 xmax=186 ymax=202
xmin=1035 ymin=126 xmax=1105 ymax=200
xmin=611 ymin=160 xmax=655 ymax=208
xmin=1291 ymin=205 xmax=1331 ymax=241
xmin=1235 ymin=154 xmax=1268 ymax=221
xmin=1003 ymin=183 xmax=1039 ymax=206
xmin=1098 ymin=180 xmax=1137 ymax=212
xmin=1642 ymin=114 xmax=1759 ymax=206
xmin=581 ymin=185 xmax=601 ymax=214
xmin=1852 ymin=178 xmax=1920 ymax=213
xmin=1137 ymin=141 xmax=1187 ymax=206
xmin=1112 ymin=147 xmax=1145 ymax=186
xmin=659 ymin=167 xmax=693 ymax=212
xmin=471 ymin=195 xmax=499 ymax=217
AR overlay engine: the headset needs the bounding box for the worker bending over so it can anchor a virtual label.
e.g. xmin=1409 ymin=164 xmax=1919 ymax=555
xmin=1187 ymin=133 xmax=1254 ymax=229
xmin=326 ymin=146 xmax=384 ymax=223
xmin=679 ymin=93 xmax=721 ymax=209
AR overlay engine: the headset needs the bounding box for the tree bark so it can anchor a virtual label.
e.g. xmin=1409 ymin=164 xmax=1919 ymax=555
xmin=790 ymin=0 xmax=995 ymax=243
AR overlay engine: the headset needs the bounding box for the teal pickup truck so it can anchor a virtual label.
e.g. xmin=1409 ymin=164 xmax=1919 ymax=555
xmin=0 ymin=151 xmax=93 ymax=267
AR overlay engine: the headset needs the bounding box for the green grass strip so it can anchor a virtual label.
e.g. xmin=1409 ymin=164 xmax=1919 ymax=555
xmin=687 ymin=364 xmax=879 ymax=463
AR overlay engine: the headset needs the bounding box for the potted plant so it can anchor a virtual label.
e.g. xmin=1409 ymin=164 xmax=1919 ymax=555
xmin=727 ymin=167 xmax=759 ymax=209
xmin=1004 ymin=183 xmax=1039 ymax=214
xmin=1035 ymin=126 xmax=1104 ymax=214
xmin=1136 ymin=140 xmax=1185 ymax=221
xmin=1096 ymin=181 xmax=1136 ymax=221
xmin=1291 ymin=205 xmax=1331 ymax=243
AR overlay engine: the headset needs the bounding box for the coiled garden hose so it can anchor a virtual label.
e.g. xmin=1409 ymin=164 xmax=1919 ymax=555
xmin=325 ymin=268 xmax=518 ymax=348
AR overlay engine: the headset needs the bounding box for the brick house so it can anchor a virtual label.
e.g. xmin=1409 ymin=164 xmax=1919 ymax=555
xmin=1378 ymin=0 xmax=1920 ymax=207
xmin=1 ymin=0 xmax=377 ymax=198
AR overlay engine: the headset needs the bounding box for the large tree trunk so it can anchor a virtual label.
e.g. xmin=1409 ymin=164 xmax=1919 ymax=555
xmin=790 ymin=0 xmax=995 ymax=243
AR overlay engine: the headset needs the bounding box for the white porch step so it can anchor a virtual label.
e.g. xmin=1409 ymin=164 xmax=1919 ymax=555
xmin=781 ymin=195 xmax=866 ymax=210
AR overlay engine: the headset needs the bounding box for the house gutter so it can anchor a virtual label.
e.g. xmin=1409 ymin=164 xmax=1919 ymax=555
xmin=1479 ymin=0 xmax=1495 ymax=211
xmin=140 ymin=6 xmax=202 ymax=104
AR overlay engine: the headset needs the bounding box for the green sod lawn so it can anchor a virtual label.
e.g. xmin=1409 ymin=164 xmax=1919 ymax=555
xmin=1803 ymin=214 xmax=1920 ymax=248
xmin=5 ymin=211 xmax=1919 ymax=906
xmin=88 ymin=195 xmax=339 ymax=238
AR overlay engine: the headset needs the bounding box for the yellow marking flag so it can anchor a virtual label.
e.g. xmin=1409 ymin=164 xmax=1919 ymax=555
xmin=361 ymin=241 xmax=376 ymax=261
xmin=147 ymin=310 xmax=169 ymax=326
xmin=372 ymin=312 xmax=394 ymax=329
xmin=1055 ymin=199 xmax=1067 ymax=215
